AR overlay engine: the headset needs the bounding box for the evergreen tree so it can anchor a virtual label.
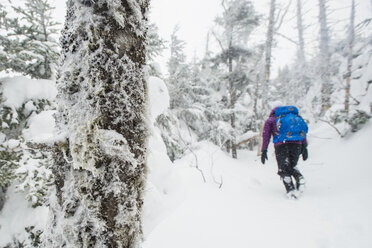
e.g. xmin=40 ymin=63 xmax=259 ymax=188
xmin=0 ymin=76 xmax=55 ymax=218
xmin=147 ymin=22 xmax=166 ymax=77
xmin=167 ymin=25 xmax=190 ymax=110
xmin=0 ymin=3 xmax=8 ymax=72
xmin=212 ymin=0 xmax=259 ymax=158
xmin=147 ymin=22 xmax=166 ymax=62
xmin=161 ymin=26 xmax=212 ymax=160
xmin=0 ymin=0 xmax=60 ymax=79
xmin=43 ymin=0 xmax=149 ymax=247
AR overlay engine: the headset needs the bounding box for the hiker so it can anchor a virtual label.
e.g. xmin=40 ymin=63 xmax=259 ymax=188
xmin=260 ymin=101 xmax=308 ymax=198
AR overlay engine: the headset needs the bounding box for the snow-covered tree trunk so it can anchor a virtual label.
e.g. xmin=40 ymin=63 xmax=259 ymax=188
xmin=319 ymin=0 xmax=332 ymax=114
xmin=257 ymin=0 xmax=275 ymax=156
xmin=43 ymin=0 xmax=149 ymax=247
xmin=228 ymin=44 xmax=237 ymax=159
xmin=263 ymin=0 xmax=276 ymax=91
xmin=345 ymin=0 xmax=355 ymax=115
xmin=296 ymin=0 xmax=306 ymax=64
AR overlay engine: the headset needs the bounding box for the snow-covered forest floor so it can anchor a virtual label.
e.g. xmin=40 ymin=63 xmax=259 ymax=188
xmin=0 ymin=75 xmax=371 ymax=247
xmin=143 ymin=120 xmax=372 ymax=248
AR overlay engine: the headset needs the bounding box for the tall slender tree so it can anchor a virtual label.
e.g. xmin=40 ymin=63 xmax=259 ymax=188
xmin=296 ymin=0 xmax=306 ymax=64
xmin=257 ymin=0 xmax=276 ymax=156
xmin=318 ymin=0 xmax=332 ymax=114
xmin=264 ymin=0 xmax=276 ymax=90
xmin=43 ymin=0 xmax=149 ymax=247
xmin=344 ymin=0 xmax=355 ymax=116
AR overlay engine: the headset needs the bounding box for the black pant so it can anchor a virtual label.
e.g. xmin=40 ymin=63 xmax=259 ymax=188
xmin=274 ymin=143 xmax=303 ymax=192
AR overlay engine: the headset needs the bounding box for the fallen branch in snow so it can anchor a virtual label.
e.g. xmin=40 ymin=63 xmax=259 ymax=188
xmin=189 ymin=147 xmax=207 ymax=183
xmin=350 ymin=94 xmax=360 ymax=105
xmin=318 ymin=119 xmax=344 ymax=138
xmin=236 ymin=135 xmax=259 ymax=147
xmin=210 ymin=149 xmax=223 ymax=189
xmin=176 ymin=123 xmax=207 ymax=183
xmin=26 ymin=140 xmax=67 ymax=151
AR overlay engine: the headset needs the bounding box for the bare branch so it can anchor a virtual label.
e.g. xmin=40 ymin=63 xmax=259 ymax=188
xmin=350 ymin=94 xmax=360 ymax=105
xmin=176 ymin=121 xmax=207 ymax=183
xmin=318 ymin=119 xmax=344 ymax=137
xmin=221 ymin=0 xmax=227 ymax=11
xmin=275 ymin=0 xmax=292 ymax=30
xmin=211 ymin=30 xmax=225 ymax=51
xmin=210 ymin=149 xmax=223 ymax=188
xmin=276 ymin=32 xmax=298 ymax=45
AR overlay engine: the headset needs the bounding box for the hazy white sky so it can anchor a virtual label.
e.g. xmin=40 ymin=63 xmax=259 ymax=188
xmin=52 ymin=0 xmax=371 ymax=76
xmin=150 ymin=0 xmax=371 ymax=75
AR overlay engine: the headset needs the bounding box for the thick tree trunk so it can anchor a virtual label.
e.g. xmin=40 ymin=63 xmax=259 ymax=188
xmin=345 ymin=0 xmax=355 ymax=116
xmin=44 ymin=1 xmax=149 ymax=247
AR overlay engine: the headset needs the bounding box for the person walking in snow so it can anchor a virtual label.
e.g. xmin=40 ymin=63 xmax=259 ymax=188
xmin=260 ymin=101 xmax=308 ymax=198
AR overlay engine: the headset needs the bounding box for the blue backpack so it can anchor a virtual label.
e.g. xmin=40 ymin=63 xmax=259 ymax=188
xmin=273 ymin=106 xmax=308 ymax=143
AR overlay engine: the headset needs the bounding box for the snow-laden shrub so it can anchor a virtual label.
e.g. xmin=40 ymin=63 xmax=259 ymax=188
xmin=347 ymin=110 xmax=371 ymax=132
xmin=0 ymin=77 xmax=55 ymax=210
xmin=155 ymin=112 xmax=186 ymax=161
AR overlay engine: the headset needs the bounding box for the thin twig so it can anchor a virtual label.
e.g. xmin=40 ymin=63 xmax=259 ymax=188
xmin=210 ymin=149 xmax=223 ymax=188
xmin=275 ymin=0 xmax=292 ymax=30
xmin=318 ymin=118 xmax=344 ymax=137
xmin=176 ymin=121 xmax=207 ymax=183
xmin=211 ymin=30 xmax=225 ymax=51
xmin=276 ymin=32 xmax=298 ymax=45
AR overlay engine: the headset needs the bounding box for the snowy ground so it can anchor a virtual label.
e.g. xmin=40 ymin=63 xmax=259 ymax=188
xmin=143 ymin=120 xmax=372 ymax=248
xmin=1 ymin=75 xmax=371 ymax=247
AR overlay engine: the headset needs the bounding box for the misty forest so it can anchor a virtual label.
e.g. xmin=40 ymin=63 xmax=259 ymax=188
xmin=0 ymin=0 xmax=372 ymax=247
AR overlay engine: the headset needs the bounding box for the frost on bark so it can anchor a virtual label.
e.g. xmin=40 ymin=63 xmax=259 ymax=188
xmin=43 ymin=0 xmax=149 ymax=247
xmin=345 ymin=0 xmax=355 ymax=115
xmin=318 ymin=0 xmax=332 ymax=114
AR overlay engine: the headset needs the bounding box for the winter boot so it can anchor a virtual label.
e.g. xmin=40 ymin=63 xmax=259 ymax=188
xmin=282 ymin=176 xmax=295 ymax=193
xmin=295 ymin=176 xmax=306 ymax=193
xmin=286 ymin=190 xmax=300 ymax=199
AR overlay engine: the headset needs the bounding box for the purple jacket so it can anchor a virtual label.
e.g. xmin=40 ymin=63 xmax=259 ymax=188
xmin=261 ymin=107 xmax=307 ymax=151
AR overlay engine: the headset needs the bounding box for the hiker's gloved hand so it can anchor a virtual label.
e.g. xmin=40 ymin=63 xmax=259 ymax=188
xmin=302 ymin=145 xmax=308 ymax=161
xmin=261 ymin=150 xmax=268 ymax=164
